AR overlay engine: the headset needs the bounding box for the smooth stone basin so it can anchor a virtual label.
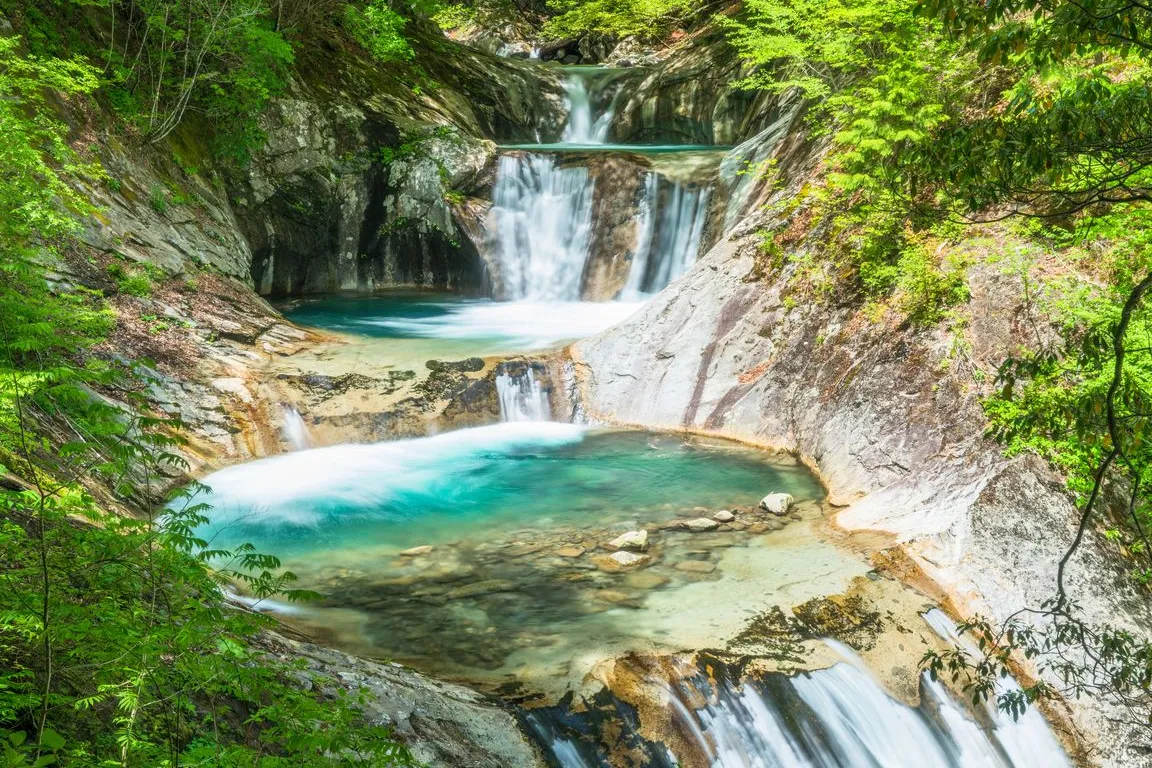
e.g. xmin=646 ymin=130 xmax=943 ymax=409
xmin=189 ymin=424 xmax=869 ymax=689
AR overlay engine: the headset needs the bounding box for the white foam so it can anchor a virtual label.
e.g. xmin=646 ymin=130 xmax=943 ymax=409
xmin=194 ymin=422 xmax=589 ymax=529
xmin=365 ymin=300 xmax=644 ymax=349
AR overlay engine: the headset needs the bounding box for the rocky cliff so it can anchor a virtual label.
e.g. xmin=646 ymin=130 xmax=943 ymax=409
xmin=569 ymin=111 xmax=1152 ymax=766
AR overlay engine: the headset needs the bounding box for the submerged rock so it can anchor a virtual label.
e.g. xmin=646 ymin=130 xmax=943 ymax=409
xmin=674 ymin=560 xmax=717 ymax=574
xmin=607 ymin=529 xmax=649 ymax=551
xmin=400 ymin=545 xmax=434 ymax=556
xmin=594 ymin=551 xmax=650 ymax=572
xmin=759 ymin=493 xmax=794 ymax=516
xmin=555 ymin=545 xmax=586 ymax=558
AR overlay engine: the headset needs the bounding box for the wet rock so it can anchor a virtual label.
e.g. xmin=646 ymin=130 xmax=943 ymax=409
xmin=623 ymin=571 xmax=670 ymax=590
xmin=674 ymin=560 xmax=717 ymax=574
xmin=746 ymin=523 xmax=771 ymax=534
xmin=713 ymin=510 xmax=735 ymax=522
xmin=759 ymin=493 xmax=794 ymax=516
xmin=556 ymin=546 xmax=586 ymax=558
xmin=607 ymin=529 xmax=649 ymax=551
xmin=445 ymin=580 xmax=516 ymax=599
xmin=593 ymin=551 xmax=650 ymax=572
xmin=427 ymin=357 xmax=485 ymax=374
xmin=679 ymin=517 xmax=720 ymax=532
xmin=400 ymin=545 xmax=434 ymax=556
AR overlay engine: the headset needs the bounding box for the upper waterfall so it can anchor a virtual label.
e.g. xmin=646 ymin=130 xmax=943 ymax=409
xmin=561 ymin=71 xmax=615 ymax=145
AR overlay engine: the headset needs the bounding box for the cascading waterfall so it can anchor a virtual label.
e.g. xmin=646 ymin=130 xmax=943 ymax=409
xmin=488 ymin=153 xmax=595 ymax=300
xmin=279 ymin=404 xmax=312 ymax=451
xmin=670 ymin=643 xmax=1070 ymax=768
xmin=528 ymin=641 xmax=1070 ymax=768
xmin=921 ymin=609 xmax=1070 ymax=767
xmin=495 ymin=364 xmax=551 ymax=422
xmin=561 ymin=72 xmax=616 ymax=145
xmin=622 ymin=174 xmax=712 ymax=297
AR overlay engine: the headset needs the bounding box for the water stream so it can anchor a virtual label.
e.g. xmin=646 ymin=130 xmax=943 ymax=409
xmin=253 ymin=61 xmax=1075 ymax=765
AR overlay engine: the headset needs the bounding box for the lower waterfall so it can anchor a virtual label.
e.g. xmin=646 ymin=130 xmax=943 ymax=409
xmin=526 ymin=641 xmax=1070 ymax=768
xmin=496 ymin=362 xmax=552 ymax=422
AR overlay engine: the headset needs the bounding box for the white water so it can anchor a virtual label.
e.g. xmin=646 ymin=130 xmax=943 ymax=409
xmin=488 ymin=153 xmax=595 ymax=300
xmin=623 ymin=174 xmax=712 ymax=297
xmin=194 ymin=422 xmax=588 ymax=530
xmin=660 ymin=640 xmax=1070 ymax=768
xmin=355 ymin=298 xmax=643 ymax=350
xmin=496 ymin=366 xmax=552 ymax=422
xmin=561 ymin=73 xmax=615 ymax=145
xmin=922 ymin=609 xmax=1071 ymax=768
xmin=279 ymin=404 xmax=312 ymax=451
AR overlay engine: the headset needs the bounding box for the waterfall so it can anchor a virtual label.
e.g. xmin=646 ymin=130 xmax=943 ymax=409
xmin=279 ymin=404 xmax=311 ymax=451
xmin=622 ymin=175 xmax=711 ymax=297
xmin=488 ymin=154 xmax=595 ymax=300
xmin=921 ymin=610 xmax=1070 ymax=768
xmin=662 ymin=645 xmax=1071 ymax=768
xmin=529 ymin=642 xmax=1070 ymax=767
xmin=561 ymin=72 xmax=615 ymax=145
xmin=496 ymin=364 xmax=551 ymax=422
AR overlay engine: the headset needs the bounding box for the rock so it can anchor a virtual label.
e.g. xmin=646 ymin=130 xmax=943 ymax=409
xmin=759 ymin=493 xmax=794 ymax=516
xmin=593 ymin=551 xmax=651 ymax=572
xmin=679 ymin=517 xmax=720 ymax=532
xmin=555 ymin=546 xmax=586 ymax=558
xmin=746 ymin=523 xmax=770 ymax=534
xmin=713 ymin=510 xmax=735 ymax=522
xmin=266 ymin=633 xmax=544 ymax=768
xmin=624 ymin=572 xmax=670 ymax=590
xmin=607 ymin=529 xmax=649 ymax=551
xmin=674 ymin=560 xmax=717 ymax=574
xmin=400 ymin=545 xmax=434 ymax=556
xmin=444 ymin=580 xmax=516 ymax=599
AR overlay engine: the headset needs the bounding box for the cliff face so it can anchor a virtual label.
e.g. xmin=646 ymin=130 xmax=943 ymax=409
xmin=569 ymin=116 xmax=1150 ymax=767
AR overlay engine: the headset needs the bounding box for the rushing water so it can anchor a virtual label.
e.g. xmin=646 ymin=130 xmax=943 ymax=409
xmin=624 ymin=174 xmax=712 ymax=297
xmin=495 ymin=363 xmax=552 ymax=421
xmin=488 ymin=153 xmax=596 ymax=300
xmin=280 ymin=292 xmax=642 ymax=351
xmin=526 ymin=637 xmax=1069 ymax=768
xmin=278 ymin=404 xmax=312 ymax=451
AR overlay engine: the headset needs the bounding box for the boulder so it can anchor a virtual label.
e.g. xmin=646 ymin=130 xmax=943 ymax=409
xmin=713 ymin=510 xmax=735 ymax=523
xmin=608 ymin=529 xmax=649 ymax=551
xmin=593 ymin=551 xmax=650 ymax=572
xmin=759 ymin=493 xmax=794 ymax=516
xmin=680 ymin=517 xmax=720 ymax=532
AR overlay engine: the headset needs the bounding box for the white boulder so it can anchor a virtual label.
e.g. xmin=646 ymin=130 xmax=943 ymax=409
xmin=759 ymin=493 xmax=794 ymax=516
xmin=608 ymin=529 xmax=649 ymax=551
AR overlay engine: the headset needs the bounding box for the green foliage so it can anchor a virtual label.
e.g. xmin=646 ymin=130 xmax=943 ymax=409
xmin=344 ymin=0 xmax=415 ymax=62
xmin=542 ymin=0 xmax=699 ymax=39
xmin=61 ymin=0 xmax=297 ymax=157
xmin=0 ymin=28 xmax=413 ymax=764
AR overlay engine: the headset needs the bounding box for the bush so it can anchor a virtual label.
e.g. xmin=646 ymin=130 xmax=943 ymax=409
xmin=344 ymin=0 xmax=414 ymax=62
